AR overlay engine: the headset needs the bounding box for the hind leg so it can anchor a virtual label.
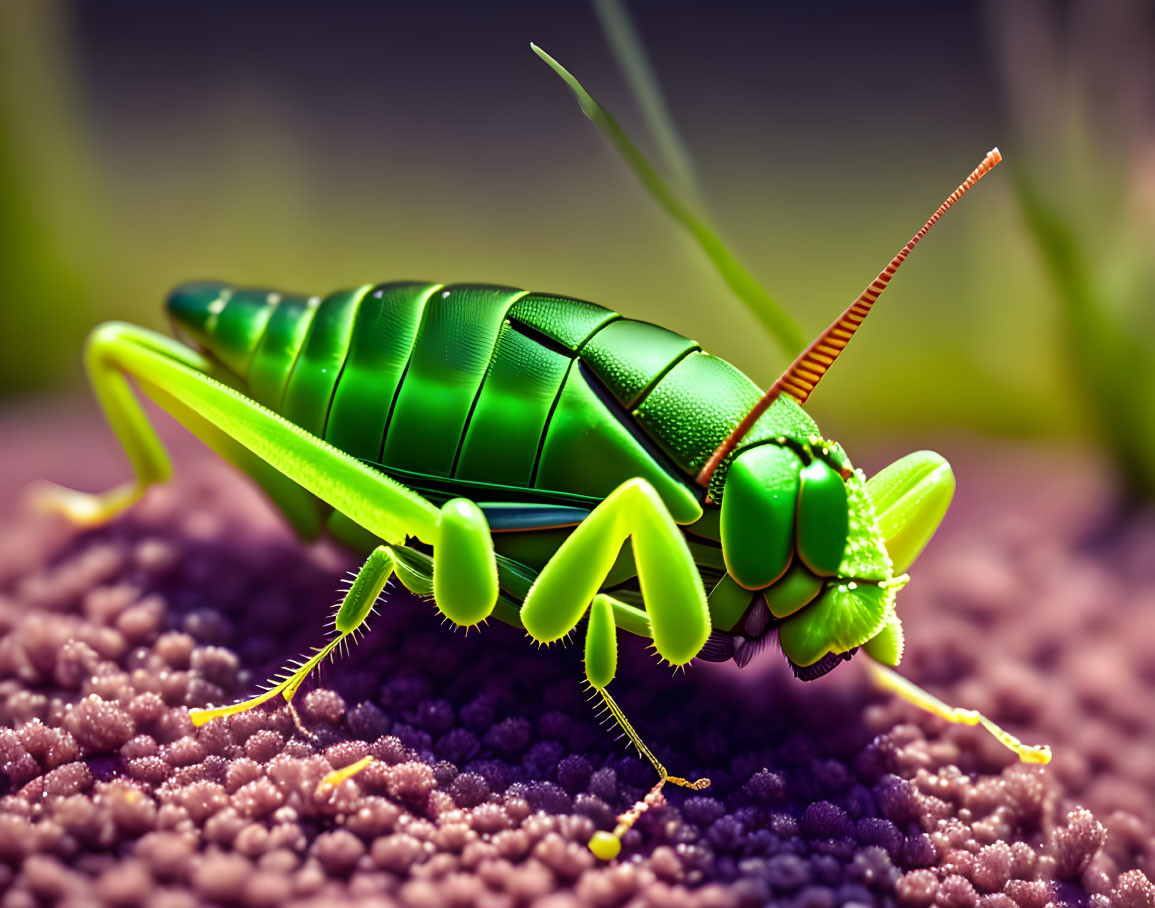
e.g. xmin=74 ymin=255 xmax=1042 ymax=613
xmin=30 ymin=323 xmax=183 ymax=525
xmin=31 ymin=322 xmax=441 ymax=542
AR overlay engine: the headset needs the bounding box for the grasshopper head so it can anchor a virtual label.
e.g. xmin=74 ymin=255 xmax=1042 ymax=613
xmin=710 ymin=443 xmax=953 ymax=676
xmin=697 ymin=150 xmax=995 ymax=676
xmin=776 ymin=448 xmax=954 ymax=675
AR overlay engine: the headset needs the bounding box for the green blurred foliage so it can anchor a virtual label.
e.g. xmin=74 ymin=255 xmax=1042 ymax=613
xmin=987 ymin=0 xmax=1155 ymax=498
xmin=0 ymin=0 xmax=1147 ymax=476
xmin=0 ymin=2 xmax=100 ymax=394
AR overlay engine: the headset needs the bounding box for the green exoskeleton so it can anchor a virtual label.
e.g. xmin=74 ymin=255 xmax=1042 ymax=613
xmin=33 ymin=107 xmax=1051 ymax=863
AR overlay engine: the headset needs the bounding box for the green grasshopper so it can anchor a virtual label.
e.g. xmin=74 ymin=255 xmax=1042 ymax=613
xmin=34 ymin=54 xmax=1050 ymax=862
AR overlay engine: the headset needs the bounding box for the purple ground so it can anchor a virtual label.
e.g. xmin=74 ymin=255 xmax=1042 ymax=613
xmin=1 ymin=402 xmax=1154 ymax=906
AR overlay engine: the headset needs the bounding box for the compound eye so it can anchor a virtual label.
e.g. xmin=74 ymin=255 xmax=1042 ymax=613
xmin=720 ymin=446 xmax=801 ymax=590
xmin=796 ymin=459 xmax=850 ymax=576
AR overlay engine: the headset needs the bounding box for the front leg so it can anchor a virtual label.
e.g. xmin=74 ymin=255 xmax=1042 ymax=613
xmin=521 ymin=477 xmax=710 ymax=664
xmin=521 ymin=478 xmax=713 ymax=859
xmin=584 ymin=591 xmax=711 ymax=861
xmin=869 ymin=663 xmax=1051 ymax=764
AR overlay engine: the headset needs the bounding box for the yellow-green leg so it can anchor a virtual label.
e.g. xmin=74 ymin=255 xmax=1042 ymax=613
xmin=192 ymin=489 xmax=501 ymax=723
xmin=32 ymin=322 xmax=440 ymax=543
xmin=521 ymin=478 xmax=710 ymax=664
xmin=583 ymin=594 xmax=711 ymax=861
xmin=584 ymin=595 xmax=708 ymax=792
xmin=191 ymin=544 xmax=396 ymax=724
xmin=30 ymin=323 xmax=179 ymax=525
xmin=861 ymin=452 xmax=1050 ymax=765
xmin=869 ymin=662 xmax=1051 ymax=764
xmin=519 ymin=479 xmax=713 ymax=859
xmin=190 ymin=496 xmax=499 ymax=725
xmin=22 ymin=323 xmax=498 ymax=723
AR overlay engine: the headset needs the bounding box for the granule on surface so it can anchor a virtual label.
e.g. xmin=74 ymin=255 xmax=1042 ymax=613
xmin=1113 ymin=868 xmax=1155 ymax=907
xmin=2 ymin=415 xmax=1155 ymax=906
xmin=384 ymin=761 xmax=437 ymax=804
xmin=224 ymin=757 xmax=263 ymax=793
xmin=62 ymin=694 xmax=134 ymax=753
xmin=17 ymin=719 xmax=79 ymax=768
xmin=233 ymin=777 xmax=285 ymax=818
xmin=371 ymin=831 xmax=425 ymax=873
xmin=1048 ymin=807 xmax=1107 ymax=879
xmin=302 ymin=688 xmax=346 ymax=725
xmin=245 ymin=728 xmax=286 ymax=763
xmin=191 ymin=850 xmax=252 ymax=901
xmin=311 ymin=828 xmax=366 ymax=876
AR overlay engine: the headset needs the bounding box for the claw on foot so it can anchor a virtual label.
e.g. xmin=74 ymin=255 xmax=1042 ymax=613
xmin=587 ymin=772 xmax=711 ymax=860
xmin=589 ymin=830 xmax=622 ymax=861
xmin=665 ymin=775 xmax=711 ymax=791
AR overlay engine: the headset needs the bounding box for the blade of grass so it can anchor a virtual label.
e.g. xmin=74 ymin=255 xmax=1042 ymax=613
xmin=1013 ymin=168 xmax=1155 ymax=499
xmin=531 ymin=43 xmax=804 ymax=358
xmin=591 ymin=0 xmax=700 ymax=205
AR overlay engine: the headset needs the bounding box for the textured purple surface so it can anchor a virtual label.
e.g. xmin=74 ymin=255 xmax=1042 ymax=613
xmin=1 ymin=406 xmax=1154 ymax=905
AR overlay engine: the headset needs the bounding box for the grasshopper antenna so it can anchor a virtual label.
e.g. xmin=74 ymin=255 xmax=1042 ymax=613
xmin=697 ymin=148 xmax=1004 ymax=488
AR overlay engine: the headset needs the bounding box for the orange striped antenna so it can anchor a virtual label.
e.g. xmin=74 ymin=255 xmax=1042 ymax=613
xmin=697 ymin=148 xmax=1003 ymax=488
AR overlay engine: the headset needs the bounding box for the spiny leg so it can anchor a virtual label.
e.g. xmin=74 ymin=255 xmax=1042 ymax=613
xmin=869 ymin=662 xmax=1051 ymax=764
xmin=306 ymin=498 xmax=498 ymax=789
xmin=586 ymin=682 xmax=711 ymax=861
xmin=195 ymin=494 xmax=499 ymax=737
xmin=585 ymin=594 xmax=708 ymax=789
xmin=192 ymin=489 xmax=502 ymax=726
xmin=189 ymin=544 xmax=397 ymax=726
xmin=585 ymin=594 xmax=709 ymax=862
xmin=519 ymin=480 xmax=712 ymax=859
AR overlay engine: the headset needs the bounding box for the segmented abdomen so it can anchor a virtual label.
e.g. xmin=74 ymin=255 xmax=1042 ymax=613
xmin=166 ymin=281 xmax=818 ymax=515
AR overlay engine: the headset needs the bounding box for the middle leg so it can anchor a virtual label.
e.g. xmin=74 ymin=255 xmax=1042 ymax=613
xmin=584 ymin=592 xmax=710 ymax=860
xmin=519 ymin=477 xmax=713 ymax=858
xmin=191 ymin=496 xmax=500 ymax=726
xmin=189 ymin=544 xmax=398 ymax=726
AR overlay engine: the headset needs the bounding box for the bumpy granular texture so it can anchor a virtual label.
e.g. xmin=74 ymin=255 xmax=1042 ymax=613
xmin=1 ymin=412 xmax=1154 ymax=906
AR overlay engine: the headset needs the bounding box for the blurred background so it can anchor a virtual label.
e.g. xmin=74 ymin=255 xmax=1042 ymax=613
xmin=2 ymin=0 xmax=1152 ymax=495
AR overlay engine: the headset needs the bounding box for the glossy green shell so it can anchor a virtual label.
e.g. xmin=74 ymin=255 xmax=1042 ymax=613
xmin=168 ymin=281 xmax=895 ymax=667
